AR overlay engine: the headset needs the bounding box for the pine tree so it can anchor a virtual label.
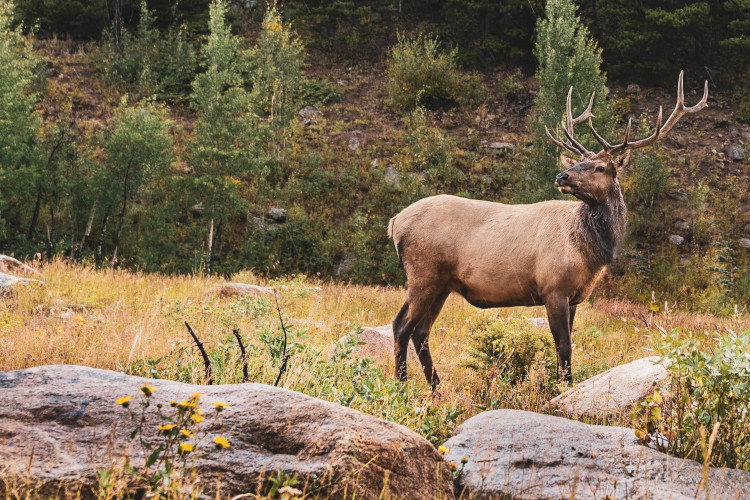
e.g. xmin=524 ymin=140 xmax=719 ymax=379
xmin=523 ymin=0 xmax=611 ymax=202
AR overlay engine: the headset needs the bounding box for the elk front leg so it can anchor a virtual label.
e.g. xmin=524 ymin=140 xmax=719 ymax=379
xmin=545 ymin=298 xmax=573 ymax=382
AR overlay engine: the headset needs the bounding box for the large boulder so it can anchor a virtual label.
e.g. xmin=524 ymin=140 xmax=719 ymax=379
xmin=550 ymin=356 xmax=669 ymax=419
xmin=0 ymin=365 xmax=453 ymax=499
xmin=443 ymin=409 xmax=750 ymax=500
xmin=214 ymin=282 xmax=274 ymax=299
xmin=0 ymin=272 xmax=39 ymax=296
xmin=329 ymin=325 xmax=417 ymax=362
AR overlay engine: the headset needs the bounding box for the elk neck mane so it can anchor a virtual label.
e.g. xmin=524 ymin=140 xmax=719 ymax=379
xmin=572 ymin=180 xmax=627 ymax=268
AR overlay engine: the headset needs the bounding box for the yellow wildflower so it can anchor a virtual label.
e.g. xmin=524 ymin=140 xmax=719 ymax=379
xmin=449 ymin=461 xmax=457 ymax=470
xmin=461 ymin=456 xmax=469 ymax=464
xmin=158 ymin=423 xmax=177 ymax=432
xmin=189 ymin=392 xmax=202 ymax=401
xmin=213 ymin=401 xmax=229 ymax=411
xmin=191 ymin=413 xmax=204 ymax=423
xmin=438 ymin=445 xmax=449 ymax=455
xmin=177 ymin=400 xmax=197 ymax=410
xmin=115 ymin=395 xmax=132 ymax=407
xmin=214 ymin=436 xmax=230 ymax=449
xmin=180 ymin=429 xmax=193 ymax=438
xmin=179 ymin=443 xmax=194 ymax=454
xmin=140 ymin=383 xmax=156 ymax=397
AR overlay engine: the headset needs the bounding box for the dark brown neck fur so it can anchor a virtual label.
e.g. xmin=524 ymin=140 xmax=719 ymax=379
xmin=574 ymin=181 xmax=627 ymax=268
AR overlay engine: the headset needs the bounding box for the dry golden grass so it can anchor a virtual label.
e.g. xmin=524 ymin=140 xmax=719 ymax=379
xmin=2 ymin=259 xmax=749 ymax=423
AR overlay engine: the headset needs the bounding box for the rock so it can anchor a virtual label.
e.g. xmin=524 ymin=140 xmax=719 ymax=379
xmin=673 ymin=219 xmax=690 ymax=231
xmin=740 ymin=238 xmax=750 ymax=250
xmin=669 ymin=234 xmax=685 ymax=246
xmin=190 ymin=202 xmax=205 ymax=216
xmin=370 ymin=158 xmax=379 ymax=168
xmin=550 ymin=356 xmax=669 ymax=419
xmin=298 ymin=106 xmax=322 ymax=126
xmin=348 ymin=136 xmax=361 ymax=151
xmin=0 ymin=255 xmax=40 ymax=277
xmin=679 ymin=256 xmax=692 ymax=266
xmin=384 ymin=165 xmax=400 ymax=186
xmin=626 ymin=83 xmax=641 ymax=94
xmin=744 ymin=222 xmax=750 ymax=234
xmin=726 ymin=143 xmax=744 ymax=162
xmin=265 ymin=207 xmax=287 ymax=223
xmin=667 ymin=187 xmax=689 ymax=201
xmin=215 ymin=282 xmax=274 ymax=299
xmin=0 ymin=272 xmax=41 ymax=296
xmin=329 ymin=325 xmax=417 ymax=362
xmin=526 ymin=317 xmax=549 ymax=329
xmin=484 ymin=141 xmax=515 ymax=151
xmin=0 ymin=365 xmax=452 ymax=499
xmin=443 ymin=409 xmax=750 ymax=500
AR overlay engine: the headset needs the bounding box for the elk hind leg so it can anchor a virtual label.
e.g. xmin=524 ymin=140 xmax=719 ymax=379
xmin=393 ymin=285 xmax=445 ymax=383
xmin=411 ymin=289 xmax=450 ymax=389
xmin=545 ymin=298 xmax=573 ymax=383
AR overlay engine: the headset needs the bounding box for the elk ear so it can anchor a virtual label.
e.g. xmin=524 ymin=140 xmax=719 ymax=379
xmin=613 ymin=149 xmax=632 ymax=173
xmin=559 ymin=154 xmax=578 ymax=170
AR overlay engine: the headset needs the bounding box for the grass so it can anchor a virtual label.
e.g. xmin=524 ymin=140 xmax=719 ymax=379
xmin=1 ymin=259 xmax=749 ymax=498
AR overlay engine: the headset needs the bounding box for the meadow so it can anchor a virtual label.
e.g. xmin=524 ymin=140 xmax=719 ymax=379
xmin=3 ymin=259 xmax=748 ymax=442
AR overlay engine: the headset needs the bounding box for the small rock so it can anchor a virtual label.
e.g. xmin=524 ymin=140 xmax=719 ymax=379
xmin=370 ymin=158 xmax=379 ymax=168
xmin=215 ymin=282 xmax=274 ymax=299
xmin=0 ymin=255 xmax=40 ymax=277
xmin=348 ymin=137 xmax=360 ymax=151
xmin=298 ymin=106 xmax=322 ymax=126
xmin=190 ymin=202 xmax=205 ymax=216
xmin=550 ymin=356 xmax=669 ymax=419
xmin=384 ymin=165 xmax=400 ymax=185
xmin=336 ymin=79 xmax=348 ymax=87
xmin=726 ymin=144 xmax=744 ymax=162
xmin=328 ymin=325 xmax=417 ymax=362
xmin=485 ymin=141 xmax=515 ymax=150
xmin=744 ymin=222 xmax=750 ymax=234
xmin=265 ymin=207 xmax=287 ymax=223
xmin=667 ymin=188 xmax=688 ymax=201
xmin=740 ymin=238 xmax=750 ymax=250
xmin=669 ymin=234 xmax=685 ymax=246
xmin=673 ymin=219 xmax=690 ymax=231
xmin=679 ymin=256 xmax=692 ymax=266
xmin=626 ymin=83 xmax=641 ymax=94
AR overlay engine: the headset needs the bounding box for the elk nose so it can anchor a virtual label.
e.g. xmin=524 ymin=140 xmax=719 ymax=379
xmin=556 ymin=172 xmax=569 ymax=184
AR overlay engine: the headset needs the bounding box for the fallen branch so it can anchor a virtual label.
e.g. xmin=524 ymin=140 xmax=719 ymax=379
xmin=232 ymin=328 xmax=249 ymax=383
xmin=273 ymin=290 xmax=291 ymax=387
xmin=185 ymin=321 xmax=213 ymax=385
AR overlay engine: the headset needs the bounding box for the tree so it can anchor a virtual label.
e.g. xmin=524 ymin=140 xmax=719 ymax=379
xmin=523 ymin=0 xmax=611 ymax=202
xmin=0 ymin=0 xmax=42 ymax=245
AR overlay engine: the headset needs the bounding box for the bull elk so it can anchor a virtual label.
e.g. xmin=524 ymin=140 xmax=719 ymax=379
xmin=389 ymin=71 xmax=708 ymax=388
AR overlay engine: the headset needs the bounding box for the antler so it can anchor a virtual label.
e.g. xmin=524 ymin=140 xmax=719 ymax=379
xmin=545 ymin=87 xmax=596 ymax=156
xmin=588 ymin=70 xmax=708 ymax=154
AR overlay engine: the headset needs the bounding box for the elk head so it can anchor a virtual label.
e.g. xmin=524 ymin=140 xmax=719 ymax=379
xmin=546 ymin=71 xmax=709 ymax=204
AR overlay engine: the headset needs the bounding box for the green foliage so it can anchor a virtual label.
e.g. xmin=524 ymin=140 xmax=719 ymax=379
xmin=653 ymin=329 xmax=750 ymax=470
xmin=524 ymin=0 xmax=611 ymax=202
xmin=0 ymin=0 xmax=42 ymax=242
xmin=100 ymin=1 xmax=197 ymax=102
xmin=386 ymin=33 xmax=484 ymax=112
xmin=465 ymin=316 xmax=556 ymax=383
xmin=245 ymin=2 xmax=305 ymax=127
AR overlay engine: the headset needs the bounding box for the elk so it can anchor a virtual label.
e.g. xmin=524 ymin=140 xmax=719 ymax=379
xmin=388 ymin=71 xmax=708 ymax=388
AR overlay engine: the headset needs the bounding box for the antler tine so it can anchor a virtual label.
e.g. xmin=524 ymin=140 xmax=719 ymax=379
xmin=656 ymin=70 xmax=709 ymax=138
xmin=545 ymin=125 xmax=580 ymax=155
xmin=561 ymin=120 xmax=588 ymax=154
xmin=622 ymin=106 xmax=664 ymax=150
xmin=608 ymin=118 xmax=633 ymax=155
xmin=566 ymin=87 xmax=596 ymax=131
xmin=588 ymin=117 xmax=615 ymax=152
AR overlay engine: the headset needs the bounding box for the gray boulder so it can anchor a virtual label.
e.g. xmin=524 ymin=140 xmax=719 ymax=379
xmin=443 ymin=409 xmax=750 ymax=500
xmin=0 ymin=272 xmax=40 ymax=296
xmin=669 ymin=234 xmax=685 ymax=246
xmin=740 ymin=238 xmax=750 ymax=250
xmin=298 ymin=106 xmax=322 ymax=126
xmin=0 ymin=365 xmax=453 ymax=499
xmin=550 ymin=356 xmax=669 ymax=419
xmin=0 ymin=255 xmax=40 ymax=277
xmin=726 ymin=143 xmax=744 ymax=162
xmin=265 ymin=207 xmax=287 ymax=223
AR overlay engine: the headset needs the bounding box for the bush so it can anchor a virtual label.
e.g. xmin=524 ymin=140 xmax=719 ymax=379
xmin=386 ymin=33 xmax=484 ymax=112
xmin=650 ymin=329 xmax=750 ymax=470
xmin=466 ymin=316 xmax=556 ymax=383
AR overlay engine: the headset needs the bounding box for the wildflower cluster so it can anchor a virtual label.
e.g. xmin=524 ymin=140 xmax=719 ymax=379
xmin=105 ymin=383 xmax=232 ymax=496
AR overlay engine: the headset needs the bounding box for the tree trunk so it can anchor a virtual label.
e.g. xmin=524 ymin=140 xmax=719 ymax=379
xmin=206 ymin=218 xmax=214 ymax=276
xmin=96 ymin=206 xmax=112 ymax=266
xmin=76 ymin=200 xmax=98 ymax=261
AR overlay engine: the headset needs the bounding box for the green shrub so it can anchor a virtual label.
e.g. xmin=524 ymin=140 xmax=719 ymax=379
xmin=652 ymin=329 xmax=750 ymax=470
xmin=466 ymin=316 xmax=556 ymax=382
xmin=386 ymin=33 xmax=484 ymax=112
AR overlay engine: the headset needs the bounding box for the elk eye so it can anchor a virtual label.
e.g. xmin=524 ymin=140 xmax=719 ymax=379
xmin=596 ymin=166 xmax=605 ymax=172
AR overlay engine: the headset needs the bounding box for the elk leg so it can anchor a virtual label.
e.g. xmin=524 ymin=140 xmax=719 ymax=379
xmin=393 ymin=285 xmax=445 ymax=383
xmin=411 ymin=289 xmax=450 ymax=389
xmin=569 ymin=304 xmax=577 ymax=333
xmin=545 ymin=298 xmax=573 ymax=382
